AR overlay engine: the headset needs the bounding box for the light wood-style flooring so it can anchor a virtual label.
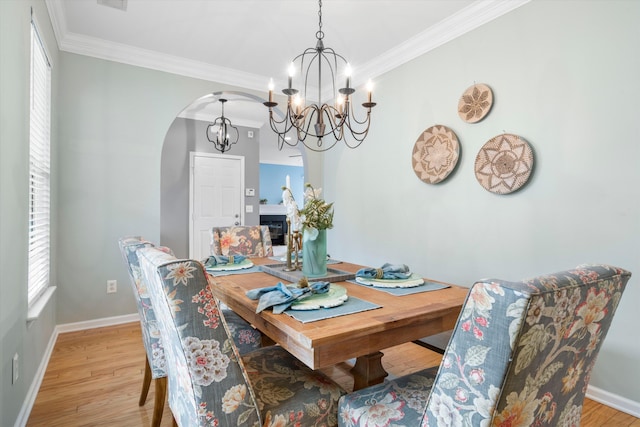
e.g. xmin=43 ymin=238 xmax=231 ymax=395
xmin=27 ymin=322 xmax=639 ymax=426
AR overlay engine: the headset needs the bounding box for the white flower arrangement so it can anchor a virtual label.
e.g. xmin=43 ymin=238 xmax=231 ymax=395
xmin=282 ymin=183 xmax=333 ymax=241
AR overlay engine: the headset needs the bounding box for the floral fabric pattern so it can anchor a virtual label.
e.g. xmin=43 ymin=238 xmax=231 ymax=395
xmin=211 ymin=225 xmax=273 ymax=257
xmin=138 ymin=247 xmax=345 ymax=427
xmin=243 ymin=346 xmax=345 ymax=426
xmin=118 ymin=237 xmax=168 ymax=379
xmin=118 ymin=236 xmax=261 ymax=381
xmin=337 ymin=264 xmax=631 ymax=427
xmin=339 ymin=368 xmax=438 ymax=427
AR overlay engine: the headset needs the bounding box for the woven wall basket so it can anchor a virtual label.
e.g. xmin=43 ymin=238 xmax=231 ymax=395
xmin=475 ymin=133 xmax=533 ymax=194
xmin=412 ymin=125 xmax=460 ymax=184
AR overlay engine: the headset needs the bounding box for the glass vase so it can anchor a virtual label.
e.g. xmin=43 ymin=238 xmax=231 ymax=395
xmin=302 ymin=229 xmax=327 ymax=278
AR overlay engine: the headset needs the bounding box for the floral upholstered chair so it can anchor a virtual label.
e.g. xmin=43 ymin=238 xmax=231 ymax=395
xmin=338 ymin=264 xmax=631 ymax=427
xmin=211 ymin=225 xmax=273 ymax=257
xmin=118 ymin=236 xmax=169 ymax=427
xmin=118 ymin=237 xmax=264 ymax=427
xmin=138 ymin=246 xmax=345 ymax=427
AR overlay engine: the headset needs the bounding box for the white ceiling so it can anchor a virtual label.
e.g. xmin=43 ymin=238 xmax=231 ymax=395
xmin=45 ymin=0 xmax=528 ymax=165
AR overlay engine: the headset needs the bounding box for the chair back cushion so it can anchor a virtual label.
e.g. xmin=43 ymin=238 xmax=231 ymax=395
xmin=138 ymin=247 xmax=261 ymax=427
xmin=117 ymin=236 xmax=167 ymax=379
xmin=423 ymin=264 xmax=631 ymax=426
xmin=210 ymin=225 xmax=273 ymax=257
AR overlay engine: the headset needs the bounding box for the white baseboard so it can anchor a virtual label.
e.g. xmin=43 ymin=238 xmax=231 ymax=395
xmin=13 ymin=326 xmax=59 ymax=427
xmin=14 ymin=313 xmax=140 ymax=427
xmin=56 ymin=312 xmax=139 ymax=333
xmin=587 ymin=384 xmax=640 ymax=418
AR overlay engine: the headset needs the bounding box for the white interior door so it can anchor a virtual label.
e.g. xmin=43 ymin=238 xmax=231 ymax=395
xmin=189 ymin=152 xmax=244 ymax=260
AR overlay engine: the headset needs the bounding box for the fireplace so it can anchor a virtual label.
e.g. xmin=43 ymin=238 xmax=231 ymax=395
xmin=260 ymin=215 xmax=288 ymax=246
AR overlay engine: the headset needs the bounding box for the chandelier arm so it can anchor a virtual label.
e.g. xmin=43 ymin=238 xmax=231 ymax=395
xmin=345 ymin=100 xmax=374 ymax=126
xmin=343 ymin=116 xmax=372 ymax=138
xmin=342 ymin=117 xmax=371 ymax=143
xmin=302 ymin=138 xmax=339 ymax=152
xmin=293 ymin=105 xmax=319 ymax=143
xmin=302 ymin=52 xmax=320 ymax=102
xmin=319 ymin=50 xmax=338 ymax=104
xmin=320 ymin=104 xmax=345 ymax=141
xmin=268 ymin=115 xmax=293 ymax=136
xmin=268 ymin=108 xmax=293 ymax=128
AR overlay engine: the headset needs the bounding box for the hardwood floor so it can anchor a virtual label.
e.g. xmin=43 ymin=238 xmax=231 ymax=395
xmin=27 ymin=322 xmax=639 ymax=426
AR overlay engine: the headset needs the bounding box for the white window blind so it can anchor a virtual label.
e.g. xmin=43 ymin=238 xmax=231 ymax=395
xmin=28 ymin=19 xmax=52 ymax=305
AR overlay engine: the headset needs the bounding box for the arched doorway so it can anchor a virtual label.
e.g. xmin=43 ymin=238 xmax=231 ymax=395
xmin=159 ymin=91 xmax=305 ymax=258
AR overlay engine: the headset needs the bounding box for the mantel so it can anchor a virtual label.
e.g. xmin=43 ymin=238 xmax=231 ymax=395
xmin=259 ymin=204 xmax=286 ymax=215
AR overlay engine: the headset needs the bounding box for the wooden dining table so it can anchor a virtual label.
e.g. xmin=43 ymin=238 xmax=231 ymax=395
xmin=208 ymin=258 xmax=468 ymax=390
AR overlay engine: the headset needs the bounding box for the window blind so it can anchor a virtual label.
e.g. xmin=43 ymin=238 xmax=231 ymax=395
xmin=28 ymin=19 xmax=51 ymax=305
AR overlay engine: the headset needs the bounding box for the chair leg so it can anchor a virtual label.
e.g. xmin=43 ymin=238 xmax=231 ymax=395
xmin=152 ymin=377 xmax=167 ymax=427
xmin=139 ymin=358 xmax=152 ymax=406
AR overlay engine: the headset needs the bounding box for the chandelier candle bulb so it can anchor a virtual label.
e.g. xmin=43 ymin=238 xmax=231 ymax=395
xmin=268 ymin=79 xmax=274 ymax=103
xmin=288 ymin=63 xmax=295 ymax=89
xmin=345 ymin=64 xmax=352 ymax=89
xmin=294 ymin=95 xmax=302 ymax=116
xmin=336 ymin=96 xmax=344 ymax=115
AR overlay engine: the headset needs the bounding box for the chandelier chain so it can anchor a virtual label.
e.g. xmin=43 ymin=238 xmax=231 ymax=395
xmin=316 ymin=0 xmax=324 ymax=41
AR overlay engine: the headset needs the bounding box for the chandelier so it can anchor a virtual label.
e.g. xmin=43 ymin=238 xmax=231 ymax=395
xmin=264 ymin=0 xmax=376 ymax=152
xmin=206 ymin=98 xmax=239 ymax=153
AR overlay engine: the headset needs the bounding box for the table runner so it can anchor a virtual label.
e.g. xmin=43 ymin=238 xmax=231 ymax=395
xmin=284 ymin=296 xmax=381 ymax=323
xmin=348 ymin=280 xmax=450 ymax=296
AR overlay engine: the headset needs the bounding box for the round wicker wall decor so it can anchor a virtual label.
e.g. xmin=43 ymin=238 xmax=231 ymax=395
xmin=412 ymin=125 xmax=460 ymax=184
xmin=458 ymin=83 xmax=493 ymax=123
xmin=474 ymin=133 xmax=533 ymax=194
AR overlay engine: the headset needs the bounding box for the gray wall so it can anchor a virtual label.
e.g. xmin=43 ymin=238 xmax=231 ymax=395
xmin=0 ymin=1 xmax=58 ymax=426
xmin=160 ymin=117 xmax=261 ymax=258
xmin=324 ymin=0 xmax=640 ymax=403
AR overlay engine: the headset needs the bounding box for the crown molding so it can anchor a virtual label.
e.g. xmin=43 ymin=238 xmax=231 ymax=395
xmin=46 ymin=0 xmax=529 ymax=92
xmin=356 ymin=0 xmax=530 ymax=85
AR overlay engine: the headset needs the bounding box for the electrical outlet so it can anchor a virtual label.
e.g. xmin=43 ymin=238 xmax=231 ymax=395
xmin=107 ymin=280 xmax=117 ymax=293
xmin=12 ymin=353 xmax=19 ymax=384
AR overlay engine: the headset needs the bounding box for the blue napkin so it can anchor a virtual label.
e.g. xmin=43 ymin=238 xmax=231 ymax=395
xmin=202 ymin=254 xmax=247 ymax=268
xmin=355 ymin=263 xmax=412 ymax=280
xmin=246 ymin=281 xmax=330 ymax=314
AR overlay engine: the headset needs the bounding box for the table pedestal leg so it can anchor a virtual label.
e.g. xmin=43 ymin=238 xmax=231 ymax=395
xmin=350 ymin=351 xmax=388 ymax=391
